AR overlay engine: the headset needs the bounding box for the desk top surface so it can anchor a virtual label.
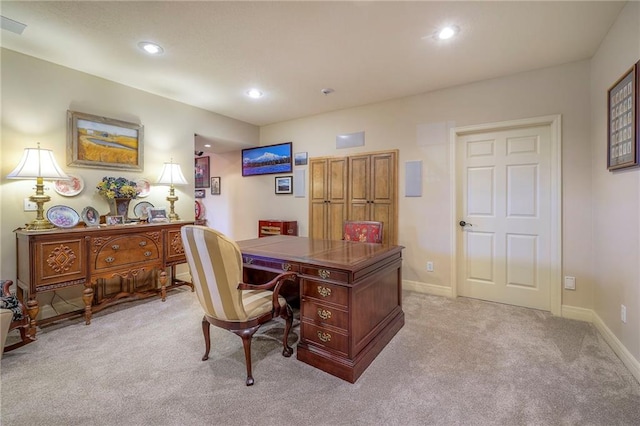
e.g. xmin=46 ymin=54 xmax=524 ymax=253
xmin=237 ymin=235 xmax=403 ymax=270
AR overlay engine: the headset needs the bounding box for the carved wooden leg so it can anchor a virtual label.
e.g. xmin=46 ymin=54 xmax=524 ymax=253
xmin=82 ymin=282 xmax=94 ymax=325
xmin=281 ymin=303 xmax=293 ymax=357
xmin=159 ymin=271 xmax=168 ymax=302
xmin=233 ymin=325 xmax=260 ymax=386
xmin=202 ymin=317 xmax=211 ymax=361
xmin=26 ymin=298 xmax=39 ymax=340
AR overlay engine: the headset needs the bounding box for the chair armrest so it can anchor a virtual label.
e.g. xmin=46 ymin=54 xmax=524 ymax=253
xmin=2 ymin=280 xmax=13 ymax=297
xmin=237 ymin=272 xmax=298 ymax=311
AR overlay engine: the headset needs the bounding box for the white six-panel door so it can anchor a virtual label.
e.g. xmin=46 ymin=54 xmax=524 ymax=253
xmin=456 ymin=123 xmax=554 ymax=310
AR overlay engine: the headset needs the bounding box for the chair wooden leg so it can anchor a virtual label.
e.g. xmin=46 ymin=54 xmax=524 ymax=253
xmin=232 ymin=325 xmax=260 ymax=386
xmin=201 ymin=317 xmax=211 ymax=361
xmin=281 ymin=303 xmax=293 ymax=357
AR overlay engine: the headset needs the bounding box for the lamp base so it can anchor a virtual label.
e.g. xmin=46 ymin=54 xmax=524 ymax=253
xmin=26 ymin=218 xmax=55 ymax=231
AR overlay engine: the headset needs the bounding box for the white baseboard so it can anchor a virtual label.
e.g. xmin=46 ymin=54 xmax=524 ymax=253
xmin=175 ymin=271 xmax=191 ymax=283
xmin=561 ymin=304 xmax=594 ymax=322
xmin=562 ymin=304 xmax=640 ymax=384
xmin=403 ymin=280 xmax=453 ymax=298
xmin=591 ymin=311 xmax=640 ymax=384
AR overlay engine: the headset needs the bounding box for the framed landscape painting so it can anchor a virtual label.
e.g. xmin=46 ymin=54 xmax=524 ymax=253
xmin=242 ymin=142 xmax=292 ymax=177
xmin=67 ymin=110 xmax=144 ymax=171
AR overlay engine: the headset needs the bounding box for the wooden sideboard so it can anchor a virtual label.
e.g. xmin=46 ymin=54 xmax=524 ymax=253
xmin=258 ymin=220 xmax=298 ymax=238
xmin=15 ymin=221 xmax=193 ymax=328
xmin=238 ymin=235 xmax=404 ymax=383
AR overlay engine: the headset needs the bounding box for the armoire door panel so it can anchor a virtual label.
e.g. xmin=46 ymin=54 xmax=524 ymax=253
xmin=348 ymin=156 xmax=369 ymax=202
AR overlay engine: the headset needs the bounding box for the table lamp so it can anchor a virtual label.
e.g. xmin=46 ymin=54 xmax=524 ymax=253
xmin=7 ymin=142 xmax=69 ymax=230
xmin=157 ymin=159 xmax=188 ymax=221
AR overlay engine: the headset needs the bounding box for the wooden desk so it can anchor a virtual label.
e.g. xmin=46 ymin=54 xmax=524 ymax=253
xmin=15 ymin=221 xmax=193 ymax=329
xmin=238 ymin=235 xmax=404 ymax=383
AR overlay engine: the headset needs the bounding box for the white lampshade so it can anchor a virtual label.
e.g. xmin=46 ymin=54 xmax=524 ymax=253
xmin=157 ymin=162 xmax=188 ymax=186
xmin=7 ymin=144 xmax=69 ymax=180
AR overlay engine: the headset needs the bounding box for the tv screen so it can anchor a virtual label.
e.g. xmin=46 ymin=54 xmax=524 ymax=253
xmin=242 ymin=142 xmax=293 ymax=176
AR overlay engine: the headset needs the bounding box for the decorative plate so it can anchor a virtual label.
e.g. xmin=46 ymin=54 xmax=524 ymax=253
xmin=195 ymin=200 xmax=204 ymax=220
xmin=53 ymin=174 xmax=84 ymax=197
xmin=47 ymin=205 xmax=80 ymax=228
xmin=81 ymin=206 xmax=100 ymax=226
xmin=133 ymin=201 xmax=154 ymax=218
xmin=135 ymin=178 xmax=151 ymax=198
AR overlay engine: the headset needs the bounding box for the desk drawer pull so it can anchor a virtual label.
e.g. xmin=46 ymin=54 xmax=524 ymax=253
xmin=139 ymin=241 xmax=147 ymax=247
xmin=244 ymin=257 xmax=254 ymax=264
xmin=144 ymin=251 xmax=152 ymax=257
xmin=317 ymin=331 xmax=331 ymax=343
xmin=282 ymin=263 xmax=292 ymax=271
xmin=105 ymin=256 xmax=115 ymax=263
xmin=317 ymin=286 xmax=332 ymax=298
xmin=317 ymin=308 xmax=332 ymax=320
xmin=318 ymin=269 xmax=330 ymax=279
xmin=111 ymin=244 xmax=120 ymax=250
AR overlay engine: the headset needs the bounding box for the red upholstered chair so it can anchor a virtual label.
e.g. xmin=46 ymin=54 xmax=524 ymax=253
xmin=343 ymin=221 xmax=384 ymax=243
xmin=1 ymin=280 xmax=36 ymax=353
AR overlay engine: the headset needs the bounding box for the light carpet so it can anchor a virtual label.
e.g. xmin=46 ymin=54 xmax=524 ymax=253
xmin=1 ymin=288 xmax=639 ymax=425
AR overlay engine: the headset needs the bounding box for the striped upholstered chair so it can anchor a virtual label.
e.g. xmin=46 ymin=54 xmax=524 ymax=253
xmin=181 ymin=225 xmax=297 ymax=386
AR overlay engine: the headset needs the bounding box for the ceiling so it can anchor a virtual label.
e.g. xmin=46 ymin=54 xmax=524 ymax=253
xmin=0 ymin=1 xmax=625 ymax=150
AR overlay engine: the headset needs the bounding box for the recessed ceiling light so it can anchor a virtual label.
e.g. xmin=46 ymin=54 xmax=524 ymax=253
xmin=436 ymin=25 xmax=459 ymax=40
xmin=204 ymin=144 xmax=211 ymax=148
xmin=137 ymin=41 xmax=164 ymax=55
xmin=246 ymin=88 xmax=264 ymax=99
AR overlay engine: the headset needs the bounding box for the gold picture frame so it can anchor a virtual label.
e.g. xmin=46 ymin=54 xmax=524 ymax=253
xmin=67 ymin=110 xmax=144 ymax=171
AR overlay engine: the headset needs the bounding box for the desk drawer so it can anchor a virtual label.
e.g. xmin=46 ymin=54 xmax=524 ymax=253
xmin=243 ymin=255 xmax=299 ymax=273
xmin=301 ymin=280 xmax=348 ymax=308
xmin=301 ymin=298 xmax=348 ymax=331
xmin=300 ymin=265 xmax=349 ymax=284
xmin=301 ymin=322 xmax=348 ymax=355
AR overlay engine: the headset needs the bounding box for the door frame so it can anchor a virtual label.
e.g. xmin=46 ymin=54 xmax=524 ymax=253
xmin=449 ymin=115 xmax=562 ymax=315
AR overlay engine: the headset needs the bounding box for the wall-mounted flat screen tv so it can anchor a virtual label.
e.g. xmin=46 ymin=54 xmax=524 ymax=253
xmin=242 ymin=142 xmax=293 ymax=177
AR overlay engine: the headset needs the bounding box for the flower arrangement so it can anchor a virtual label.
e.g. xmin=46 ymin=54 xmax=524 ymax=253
xmin=96 ymin=176 xmax=139 ymax=199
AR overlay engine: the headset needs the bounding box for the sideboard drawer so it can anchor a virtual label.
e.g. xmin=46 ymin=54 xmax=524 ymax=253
xmin=92 ymin=235 xmax=161 ymax=270
xmin=301 ymin=279 xmax=348 ymax=307
xmin=301 ymin=322 xmax=349 ymax=355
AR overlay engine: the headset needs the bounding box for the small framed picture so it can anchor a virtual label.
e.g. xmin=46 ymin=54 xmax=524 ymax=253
xmin=148 ymin=207 xmax=169 ymax=223
xmin=105 ymin=215 xmax=124 ymax=226
xmin=275 ymin=176 xmax=293 ymax=194
xmin=211 ymin=177 xmax=221 ymax=195
xmin=195 ymin=156 xmax=210 ymax=188
xmin=195 ymin=189 xmax=206 ymax=199
xmin=81 ymin=206 xmax=100 ymax=227
xmin=294 ymin=152 xmax=308 ymax=166
xmin=607 ymin=62 xmax=638 ymax=170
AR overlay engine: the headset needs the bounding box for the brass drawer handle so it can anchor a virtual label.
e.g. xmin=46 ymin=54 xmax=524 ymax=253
xmin=318 ymin=269 xmax=330 ymax=279
xmin=105 ymin=256 xmax=115 ymax=263
xmin=139 ymin=241 xmax=147 ymax=247
xmin=282 ymin=263 xmax=292 ymax=271
xmin=317 ymin=286 xmax=332 ymax=298
xmin=144 ymin=251 xmax=152 ymax=257
xmin=245 ymin=257 xmax=254 ymax=264
xmin=111 ymin=244 xmax=120 ymax=250
xmin=317 ymin=308 xmax=332 ymax=320
xmin=317 ymin=331 xmax=332 ymax=343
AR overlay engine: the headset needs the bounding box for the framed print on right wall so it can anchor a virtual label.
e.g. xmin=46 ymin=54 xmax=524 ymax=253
xmin=607 ymin=62 xmax=639 ymax=171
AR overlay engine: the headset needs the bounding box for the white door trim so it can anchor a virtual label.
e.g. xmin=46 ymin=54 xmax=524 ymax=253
xmin=449 ymin=114 xmax=562 ymax=315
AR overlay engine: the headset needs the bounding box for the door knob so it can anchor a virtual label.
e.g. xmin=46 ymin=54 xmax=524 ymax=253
xmin=459 ymin=220 xmax=472 ymax=227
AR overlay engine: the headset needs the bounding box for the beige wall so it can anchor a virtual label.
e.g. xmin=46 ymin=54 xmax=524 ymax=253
xmin=0 ymin=49 xmax=258 ymax=313
xmin=258 ymin=60 xmax=593 ymax=309
xmin=589 ymin=1 xmax=640 ymax=362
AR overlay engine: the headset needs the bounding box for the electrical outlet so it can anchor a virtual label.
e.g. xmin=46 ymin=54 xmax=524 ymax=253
xmin=564 ymin=276 xmax=576 ymax=290
xmin=426 ymin=261 xmax=434 ymax=272
xmin=621 ymin=305 xmax=627 ymax=324
xmin=24 ymin=198 xmax=37 ymax=211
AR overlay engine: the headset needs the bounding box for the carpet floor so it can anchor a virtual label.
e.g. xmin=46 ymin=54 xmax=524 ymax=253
xmin=1 ymin=288 xmax=639 ymax=425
